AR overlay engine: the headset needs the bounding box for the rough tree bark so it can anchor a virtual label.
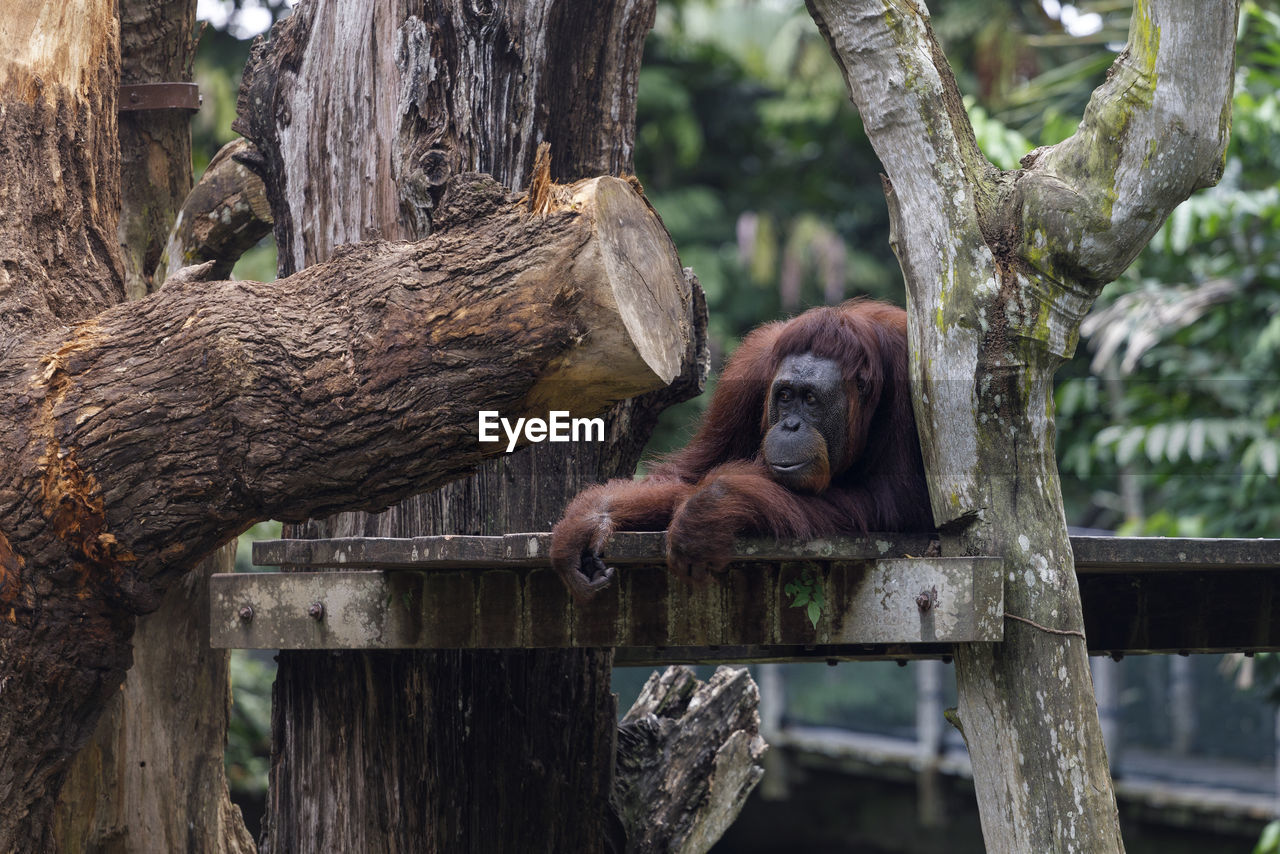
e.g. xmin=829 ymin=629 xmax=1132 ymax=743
xmin=234 ymin=3 xmax=706 ymax=852
xmin=156 ymin=137 xmax=275 ymax=284
xmin=0 ymin=3 xmax=691 ymax=848
xmin=51 ymin=4 xmax=259 ymax=850
xmin=613 ymin=667 xmax=767 ymax=854
xmin=805 ymin=0 xmax=1238 ymax=851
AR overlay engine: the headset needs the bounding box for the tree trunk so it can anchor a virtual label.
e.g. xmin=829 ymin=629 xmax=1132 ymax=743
xmin=50 ymin=3 xmax=258 ymax=850
xmin=236 ymin=2 xmax=706 ymax=853
xmin=53 ymin=545 xmax=255 ymax=854
xmin=805 ymin=1 xmax=1237 ymax=851
xmin=0 ymin=5 xmax=128 ymax=849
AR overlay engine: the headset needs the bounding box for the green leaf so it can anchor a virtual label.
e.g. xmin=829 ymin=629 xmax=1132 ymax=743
xmin=1145 ymin=422 xmax=1168 ymax=463
xmin=806 ymin=601 xmax=821 ymax=629
xmin=1165 ymin=421 xmax=1189 ymax=462
xmin=1261 ymin=440 xmax=1280 ymax=479
xmin=1188 ymin=419 xmax=1207 ymax=462
xmin=1254 ymin=819 xmax=1280 ymax=854
xmin=1116 ymin=427 xmax=1145 ymax=467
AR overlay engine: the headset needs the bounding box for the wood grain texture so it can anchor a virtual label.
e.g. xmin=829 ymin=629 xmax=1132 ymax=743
xmin=613 ymin=667 xmax=767 ymax=854
xmin=0 ymin=0 xmax=125 ymax=349
xmin=236 ymin=2 xmax=706 ymax=853
xmin=0 ymin=167 xmax=683 ymax=850
xmin=210 ymin=557 xmax=1004 ymax=649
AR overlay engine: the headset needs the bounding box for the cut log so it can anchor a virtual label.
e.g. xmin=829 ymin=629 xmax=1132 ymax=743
xmin=523 ymin=175 xmax=690 ymax=414
xmin=1 ymin=170 xmax=689 ymax=594
xmin=613 ymin=666 xmax=768 ymax=854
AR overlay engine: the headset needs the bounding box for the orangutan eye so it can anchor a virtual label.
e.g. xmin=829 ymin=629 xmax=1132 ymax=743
xmin=804 ymin=391 xmax=817 ymax=406
xmin=778 ymin=388 xmax=793 ymax=403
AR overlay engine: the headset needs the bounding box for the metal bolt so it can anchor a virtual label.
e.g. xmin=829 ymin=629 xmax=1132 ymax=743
xmin=308 ymin=602 xmax=325 ymax=621
xmin=916 ymin=586 xmax=938 ymax=612
xmin=238 ymin=605 xmax=253 ymax=622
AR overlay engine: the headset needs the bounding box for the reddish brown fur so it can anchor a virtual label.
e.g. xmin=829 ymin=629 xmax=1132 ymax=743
xmin=551 ymin=300 xmax=933 ymax=601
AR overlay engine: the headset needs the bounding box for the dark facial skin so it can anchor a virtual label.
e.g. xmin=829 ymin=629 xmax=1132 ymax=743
xmin=762 ymin=353 xmax=848 ymax=493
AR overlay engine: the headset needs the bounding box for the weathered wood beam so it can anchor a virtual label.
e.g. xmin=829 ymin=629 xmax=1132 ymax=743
xmin=214 ymin=556 xmax=1003 ymax=650
xmin=216 ymin=534 xmax=1280 ymax=661
xmin=254 ymin=533 xmax=1280 ymax=572
xmin=252 ymin=531 xmax=941 ymax=569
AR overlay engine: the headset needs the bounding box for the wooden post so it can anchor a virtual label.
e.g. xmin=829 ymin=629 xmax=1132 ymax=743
xmin=915 ymin=659 xmax=946 ymax=825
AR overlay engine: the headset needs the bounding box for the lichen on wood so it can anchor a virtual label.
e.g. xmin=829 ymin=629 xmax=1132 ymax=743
xmin=805 ymin=0 xmax=1239 ymax=851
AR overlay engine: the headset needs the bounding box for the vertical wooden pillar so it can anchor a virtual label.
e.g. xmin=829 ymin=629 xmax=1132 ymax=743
xmin=236 ymin=3 xmax=704 ymax=851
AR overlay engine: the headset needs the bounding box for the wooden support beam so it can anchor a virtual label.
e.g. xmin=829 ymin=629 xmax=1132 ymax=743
xmin=213 ymin=550 xmax=1003 ymax=652
xmin=210 ymin=534 xmax=1280 ymax=662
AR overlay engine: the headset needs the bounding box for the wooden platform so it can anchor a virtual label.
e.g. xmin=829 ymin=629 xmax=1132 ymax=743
xmin=208 ymin=534 xmax=1280 ymax=663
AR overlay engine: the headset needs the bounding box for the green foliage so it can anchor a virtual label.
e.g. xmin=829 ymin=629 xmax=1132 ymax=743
xmin=784 ymin=566 xmax=825 ymax=629
xmin=636 ymin=0 xmax=905 ymax=453
xmin=1055 ymin=2 xmax=1280 ymax=538
xmin=965 ymin=97 xmax=1034 ymax=171
xmin=225 ymin=650 xmax=273 ymax=796
xmin=1255 ymin=821 xmax=1280 ymax=854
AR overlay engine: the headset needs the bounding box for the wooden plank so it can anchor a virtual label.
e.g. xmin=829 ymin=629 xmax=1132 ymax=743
xmin=613 ymin=644 xmax=957 ymax=665
xmin=253 ymin=533 xmax=1280 ymax=573
xmin=212 ymin=571 xmax=425 ymax=650
xmin=1071 ymin=536 xmax=1280 ymax=571
xmin=252 ymin=532 xmax=940 ymax=569
xmin=1080 ymin=570 xmax=1280 ymax=655
xmin=210 ymin=557 xmax=1001 ymax=651
xmin=229 ymin=534 xmax=1280 ymax=660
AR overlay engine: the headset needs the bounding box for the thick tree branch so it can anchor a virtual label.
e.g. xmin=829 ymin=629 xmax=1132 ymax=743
xmin=1020 ymin=2 xmax=1237 ymax=288
xmin=807 ymin=0 xmax=994 ymax=524
xmin=1 ymin=174 xmax=687 ymax=603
